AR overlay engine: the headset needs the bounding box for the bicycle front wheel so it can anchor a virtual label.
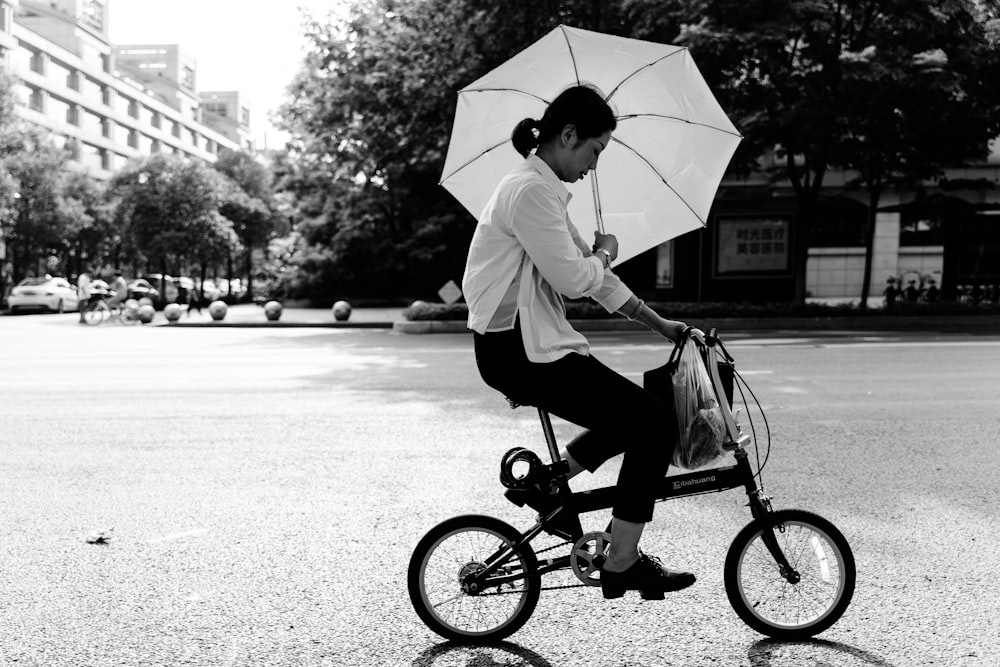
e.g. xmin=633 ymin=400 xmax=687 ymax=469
xmin=725 ymin=509 xmax=855 ymax=639
xmin=84 ymin=301 xmax=109 ymax=325
xmin=408 ymin=514 xmax=540 ymax=643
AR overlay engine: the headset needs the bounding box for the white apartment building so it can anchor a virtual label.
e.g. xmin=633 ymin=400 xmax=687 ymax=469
xmin=0 ymin=0 xmax=252 ymax=181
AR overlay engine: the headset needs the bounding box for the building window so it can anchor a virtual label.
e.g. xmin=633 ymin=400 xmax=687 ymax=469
xmin=807 ymin=197 xmax=867 ymax=247
xmin=28 ymin=48 xmax=44 ymax=75
xmin=898 ymin=196 xmax=962 ymax=246
xmin=171 ymin=122 xmax=181 ymax=138
xmin=182 ymin=66 xmax=195 ymax=90
xmin=28 ymin=87 xmax=44 ymax=113
xmin=151 ymin=112 xmax=162 ymax=129
xmin=240 ymin=107 xmax=250 ymax=126
xmin=655 ymin=241 xmax=675 ymax=288
xmin=81 ymin=109 xmax=104 ymax=136
xmin=151 ymin=140 xmax=161 ymax=154
xmin=48 ymin=96 xmax=71 ymax=124
xmin=82 ymin=0 xmax=105 ymax=32
xmin=128 ymin=129 xmax=139 ymax=149
xmin=78 ymin=142 xmax=105 ymax=171
xmin=204 ymin=102 xmax=227 ymax=116
xmin=115 ymin=94 xmax=132 ymax=117
xmin=128 ymin=100 xmax=139 ymax=119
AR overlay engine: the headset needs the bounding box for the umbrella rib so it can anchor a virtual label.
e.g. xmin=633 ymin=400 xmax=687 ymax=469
xmin=616 ymin=113 xmax=743 ymax=139
xmin=610 ymin=136 xmax=708 ymax=227
xmin=439 ymin=138 xmax=510 ymax=184
xmin=605 ymin=48 xmax=686 ymax=104
xmin=559 ymin=25 xmax=582 ymax=85
xmin=457 ymin=87 xmax=551 ymax=106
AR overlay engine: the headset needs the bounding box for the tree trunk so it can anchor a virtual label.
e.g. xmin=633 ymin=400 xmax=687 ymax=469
xmin=245 ymin=249 xmax=254 ymax=302
xmin=859 ymin=185 xmax=884 ymax=311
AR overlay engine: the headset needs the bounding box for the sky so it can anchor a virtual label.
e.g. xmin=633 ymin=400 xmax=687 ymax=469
xmin=107 ymin=0 xmax=349 ymax=149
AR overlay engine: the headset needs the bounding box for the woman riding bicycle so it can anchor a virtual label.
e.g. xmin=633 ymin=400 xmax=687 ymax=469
xmin=462 ymin=85 xmax=695 ymax=599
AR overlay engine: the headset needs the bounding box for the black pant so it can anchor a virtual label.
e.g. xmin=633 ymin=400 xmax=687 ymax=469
xmin=474 ymin=326 xmax=677 ymax=523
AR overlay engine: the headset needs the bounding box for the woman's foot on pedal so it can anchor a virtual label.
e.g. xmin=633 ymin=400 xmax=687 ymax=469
xmin=600 ymin=552 xmax=695 ymax=600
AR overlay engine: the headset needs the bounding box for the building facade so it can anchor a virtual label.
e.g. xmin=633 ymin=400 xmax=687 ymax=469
xmin=0 ymin=0 xmax=251 ymax=182
xmin=635 ymin=137 xmax=1000 ymax=304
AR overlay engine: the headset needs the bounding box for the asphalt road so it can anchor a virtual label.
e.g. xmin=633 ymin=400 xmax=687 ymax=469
xmin=1 ymin=313 xmax=998 ymax=666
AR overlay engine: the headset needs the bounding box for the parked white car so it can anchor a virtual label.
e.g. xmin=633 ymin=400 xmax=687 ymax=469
xmin=7 ymin=276 xmax=81 ymax=313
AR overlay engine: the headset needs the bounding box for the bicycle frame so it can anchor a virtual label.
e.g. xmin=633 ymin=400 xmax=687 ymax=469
xmin=466 ymin=329 xmax=800 ymax=591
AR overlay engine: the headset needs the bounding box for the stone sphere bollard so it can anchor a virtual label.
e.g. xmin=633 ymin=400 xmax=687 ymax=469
xmin=138 ymin=297 xmax=154 ymax=308
xmin=137 ymin=304 xmax=155 ymax=324
xmin=209 ymin=300 xmax=227 ymax=321
xmin=263 ymin=300 xmax=283 ymax=321
xmin=332 ymin=300 xmax=352 ymax=321
xmin=163 ymin=303 xmax=182 ymax=322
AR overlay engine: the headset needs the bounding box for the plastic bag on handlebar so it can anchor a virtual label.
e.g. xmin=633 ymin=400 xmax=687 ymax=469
xmin=670 ymin=342 xmax=726 ymax=469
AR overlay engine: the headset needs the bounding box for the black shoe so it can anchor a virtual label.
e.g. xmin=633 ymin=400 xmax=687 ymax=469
xmin=601 ymin=552 xmax=696 ymax=600
xmin=504 ymin=482 xmax=582 ymax=541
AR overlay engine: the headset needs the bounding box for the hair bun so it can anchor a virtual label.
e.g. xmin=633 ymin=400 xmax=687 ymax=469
xmin=510 ymin=117 xmax=541 ymax=158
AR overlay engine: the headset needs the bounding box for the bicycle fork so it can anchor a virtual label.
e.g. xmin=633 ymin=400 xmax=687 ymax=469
xmin=738 ymin=449 xmax=801 ymax=585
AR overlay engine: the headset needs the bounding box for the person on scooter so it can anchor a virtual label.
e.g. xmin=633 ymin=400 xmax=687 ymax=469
xmin=462 ymin=84 xmax=695 ymax=599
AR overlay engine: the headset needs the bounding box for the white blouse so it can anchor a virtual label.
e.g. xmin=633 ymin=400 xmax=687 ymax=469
xmin=462 ymin=155 xmax=633 ymax=362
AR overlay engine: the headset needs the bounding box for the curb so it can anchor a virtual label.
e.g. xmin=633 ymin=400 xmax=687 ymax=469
xmin=157 ymin=321 xmax=393 ymax=329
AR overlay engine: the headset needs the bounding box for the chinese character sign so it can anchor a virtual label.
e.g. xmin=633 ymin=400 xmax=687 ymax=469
xmin=717 ymin=218 xmax=790 ymax=274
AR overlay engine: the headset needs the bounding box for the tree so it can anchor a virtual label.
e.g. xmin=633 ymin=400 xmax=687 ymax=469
xmin=677 ymin=0 xmax=1000 ymax=305
xmin=832 ymin=1 xmax=1000 ymax=307
xmin=212 ymin=149 xmax=285 ymax=299
xmin=111 ymin=153 xmax=240 ymax=281
xmin=58 ymin=171 xmax=115 ymax=277
xmin=1 ymin=127 xmax=70 ymax=281
xmin=275 ymin=0 xmax=632 ymax=300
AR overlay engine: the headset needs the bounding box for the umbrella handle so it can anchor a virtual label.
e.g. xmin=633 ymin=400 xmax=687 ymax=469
xmin=590 ymin=172 xmax=605 ymax=236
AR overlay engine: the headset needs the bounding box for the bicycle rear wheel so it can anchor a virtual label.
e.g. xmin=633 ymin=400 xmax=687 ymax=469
xmin=725 ymin=508 xmax=855 ymax=639
xmin=408 ymin=514 xmax=540 ymax=643
xmin=84 ymin=301 xmax=109 ymax=325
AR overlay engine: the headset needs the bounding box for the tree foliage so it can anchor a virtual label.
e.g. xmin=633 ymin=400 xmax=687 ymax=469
xmin=110 ymin=153 xmax=241 ymax=277
xmin=675 ymin=0 xmax=1000 ymax=304
xmin=275 ymin=0 xmax=1000 ymax=304
xmin=276 ymin=0 xmax=636 ymax=300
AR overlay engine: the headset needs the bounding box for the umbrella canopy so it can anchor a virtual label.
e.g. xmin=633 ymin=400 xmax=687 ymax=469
xmin=441 ymin=25 xmax=742 ymax=265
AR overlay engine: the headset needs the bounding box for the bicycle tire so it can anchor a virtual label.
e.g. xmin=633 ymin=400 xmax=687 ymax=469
xmin=725 ymin=508 xmax=855 ymax=639
xmin=84 ymin=301 xmax=109 ymax=325
xmin=408 ymin=514 xmax=540 ymax=643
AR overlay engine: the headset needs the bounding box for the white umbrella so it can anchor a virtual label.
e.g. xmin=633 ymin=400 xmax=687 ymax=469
xmin=441 ymin=25 xmax=742 ymax=265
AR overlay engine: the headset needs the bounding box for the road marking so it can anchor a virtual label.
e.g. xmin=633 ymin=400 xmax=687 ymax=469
xmin=147 ymin=528 xmax=209 ymax=543
xmin=820 ymin=340 xmax=1000 ymax=349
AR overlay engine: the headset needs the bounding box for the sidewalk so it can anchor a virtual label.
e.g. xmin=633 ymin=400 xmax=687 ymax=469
xmin=161 ymin=303 xmax=1000 ymax=334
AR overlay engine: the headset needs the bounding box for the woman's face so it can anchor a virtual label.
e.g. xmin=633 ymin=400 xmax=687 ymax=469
xmin=559 ymin=128 xmax=612 ymax=183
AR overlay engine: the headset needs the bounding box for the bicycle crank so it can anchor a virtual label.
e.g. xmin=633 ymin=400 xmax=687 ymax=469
xmin=570 ymin=531 xmax=611 ymax=586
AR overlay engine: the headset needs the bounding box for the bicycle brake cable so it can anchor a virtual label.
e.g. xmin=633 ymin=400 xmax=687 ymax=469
xmin=733 ymin=368 xmax=771 ymax=486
